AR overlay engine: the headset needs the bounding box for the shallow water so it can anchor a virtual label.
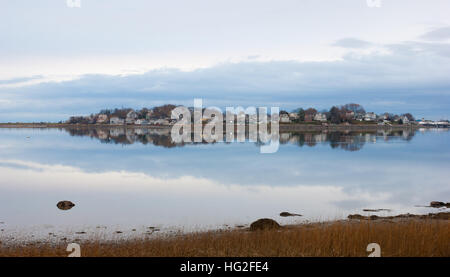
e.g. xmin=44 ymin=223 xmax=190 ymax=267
xmin=0 ymin=127 xmax=449 ymax=240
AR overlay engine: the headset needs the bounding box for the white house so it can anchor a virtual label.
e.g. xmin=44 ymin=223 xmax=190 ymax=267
xmin=364 ymin=112 xmax=377 ymax=121
xmin=280 ymin=114 xmax=291 ymax=123
xmin=110 ymin=117 xmax=125 ymax=125
xmin=314 ymin=113 xmax=327 ymax=122
xmin=126 ymin=110 xmax=138 ymax=124
xmin=355 ymin=114 xmax=365 ymax=121
xmin=135 ymin=119 xmax=149 ymax=125
xmin=96 ymin=114 xmax=108 ymax=124
xmin=289 ymin=113 xmax=299 ymax=121
xmin=149 ymin=118 xmax=170 ymax=125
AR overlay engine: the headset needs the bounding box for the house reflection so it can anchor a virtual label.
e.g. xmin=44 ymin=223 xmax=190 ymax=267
xmin=62 ymin=127 xmax=417 ymax=151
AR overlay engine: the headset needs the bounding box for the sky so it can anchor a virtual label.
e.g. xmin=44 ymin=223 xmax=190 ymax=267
xmin=0 ymin=0 xmax=450 ymax=122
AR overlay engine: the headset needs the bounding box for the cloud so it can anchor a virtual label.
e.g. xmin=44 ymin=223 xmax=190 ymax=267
xmin=387 ymin=41 xmax=450 ymax=58
xmin=0 ymin=75 xmax=43 ymax=86
xmin=2 ymin=158 xmax=447 ymax=227
xmin=1 ymin=36 xmax=450 ymax=121
xmin=420 ymin=26 xmax=450 ymax=41
xmin=0 ymin=159 xmax=390 ymax=225
xmin=332 ymin=38 xmax=373 ymax=49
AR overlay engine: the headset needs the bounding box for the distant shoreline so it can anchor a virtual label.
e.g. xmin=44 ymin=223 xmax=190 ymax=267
xmin=0 ymin=122 xmax=434 ymax=131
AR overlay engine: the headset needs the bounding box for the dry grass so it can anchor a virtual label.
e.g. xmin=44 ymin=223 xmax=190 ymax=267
xmin=0 ymin=219 xmax=448 ymax=257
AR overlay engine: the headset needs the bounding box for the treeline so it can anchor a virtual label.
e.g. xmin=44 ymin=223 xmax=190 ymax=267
xmin=280 ymin=103 xmax=415 ymax=124
xmin=67 ymin=104 xmax=177 ymax=124
xmin=67 ymin=103 xmax=416 ymax=125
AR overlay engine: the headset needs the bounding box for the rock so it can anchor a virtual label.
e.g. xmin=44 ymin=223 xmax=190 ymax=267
xmin=348 ymin=214 xmax=366 ymax=220
xmin=57 ymin=200 xmax=75 ymax=210
xmin=348 ymin=212 xmax=450 ymax=221
xmin=249 ymin=218 xmax=281 ymax=231
xmin=279 ymin=212 xmax=302 ymax=217
xmin=430 ymin=201 xmax=447 ymax=208
xmin=362 ymin=209 xmax=391 ymax=212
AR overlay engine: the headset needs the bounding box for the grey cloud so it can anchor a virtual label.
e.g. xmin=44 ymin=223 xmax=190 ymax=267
xmin=1 ymin=39 xmax=450 ymax=122
xmin=0 ymin=75 xmax=43 ymax=85
xmin=387 ymin=41 xmax=450 ymax=58
xmin=420 ymin=26 xmax=450 ymax=41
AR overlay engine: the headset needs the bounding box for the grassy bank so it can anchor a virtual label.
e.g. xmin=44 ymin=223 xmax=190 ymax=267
xmin=1 ymin=218 xmax=448 ymax=257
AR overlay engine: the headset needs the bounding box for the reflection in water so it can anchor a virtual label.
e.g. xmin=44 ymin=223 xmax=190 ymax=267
xmin=0 ymin=127 xmax=448 ymax=242
xmin=62 ymin=127 xmax=416 ymax=151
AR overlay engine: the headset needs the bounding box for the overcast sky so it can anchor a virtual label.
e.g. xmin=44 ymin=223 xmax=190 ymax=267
xmin=1 ymin=0 xmax=450 ymax=121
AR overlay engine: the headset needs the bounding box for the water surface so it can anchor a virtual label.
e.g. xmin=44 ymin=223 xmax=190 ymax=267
xmin=0 ymin=127 xmax=449 ymax=240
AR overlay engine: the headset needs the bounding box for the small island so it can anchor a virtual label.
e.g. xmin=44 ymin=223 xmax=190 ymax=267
xmin=1 ymin=103 xmax=449 ymax=129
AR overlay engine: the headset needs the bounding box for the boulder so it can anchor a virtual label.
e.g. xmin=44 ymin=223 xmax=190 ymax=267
xmin=347 ymin=214 xmax=366 ymax=220
xmin=429 ymin=201 xmax=449 ymax=208
xmin=430 ymin=201 xmax=445 ymax=208
xmin=57 ymin=200 xmax=75 ymax=210
xmin=249 ymin=218 xmax=281 ymax=231
xmin=279 ymin=212 xmax=302 ymax=217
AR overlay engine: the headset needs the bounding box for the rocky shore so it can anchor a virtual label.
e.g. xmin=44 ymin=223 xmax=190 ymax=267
xmin=0 ymin=213 xmax=448 ymax=257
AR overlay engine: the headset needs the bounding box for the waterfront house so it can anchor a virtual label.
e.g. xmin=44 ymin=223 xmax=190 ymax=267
xmin=364 ymin=112 xmax=377 ymax=121
xmin=289 ymin=113 xmax=299 ymax=121
xmin=355 ymin=114 xmax=364 ymax=121
xmin=87 ymin=116 xmax=96 ymax=124
xmin=126 ymin=110 xmax=138 ymax=124
xmin=401 ymin=115 xmax=410 ymax=124
xmin=110 ymin=117 xmax=125 ymax=125
xmin=135 ymin=119 xmax=149 ymax=125
xmin=149 ymin=118 xmax=170 ymax=125
xmin=157 ymin=119 xmax=170 ymax=125
xmin=280 ymin=114 xmax=291 ymax=123
xmin=313 ymin=113 xmax=327 ymax=122
xmin=96 ymin=114 xmax=108 ymax=124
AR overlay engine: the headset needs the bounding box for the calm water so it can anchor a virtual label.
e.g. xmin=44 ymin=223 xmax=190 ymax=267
xmin=0 ymin=127 xmax=449 ymax=239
